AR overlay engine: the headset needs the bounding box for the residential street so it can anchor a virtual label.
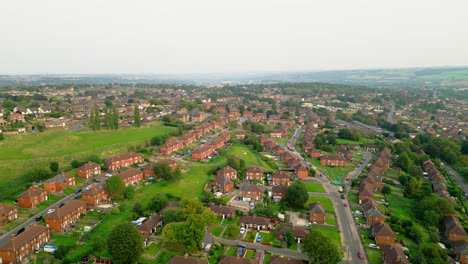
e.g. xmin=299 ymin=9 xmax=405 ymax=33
xmin=442 ymin=162 xmax=468 ymax=193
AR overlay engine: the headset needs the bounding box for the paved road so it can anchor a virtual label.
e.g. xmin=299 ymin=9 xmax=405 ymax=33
xmin=442 ymin=163 xmax=468 ymax=193
xmin=387 ymin=101 xmax=395 ymax=124
xmin=203 ymin=232 xmax=308 ymax=260
xmin=67 ymin=119 xmax=88 ymax=131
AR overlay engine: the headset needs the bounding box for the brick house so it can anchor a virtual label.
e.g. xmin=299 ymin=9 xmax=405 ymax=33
xmin=246 ymin=167 xmax=264 ymax=181
xmin=192 ymin=145 xmax=213 ymax=160
xmin=106 ymin=152 xmax=143 ymax=171
xmin=117 ymin=168 xmax=144 ymax=186
xmin=270 ymin=129 xmax=283 ymax=139
xmin=209 ymin=137 xmax=225 ymax=150
xmin=216 ymin=107 xmax=226 ymax=113
xmin=18 ymin=187 xmax=48 ymax=208
xmin=362 ymin=198 xmax=386 ymax=225
xmin=180 ymin=133 xmax=195 ymax=146
xmin=309 ymin=202 xmax=325 ymax=224
xmin=361 ymin=175 xmax=384 ymax=190
xmin=242 ymin=184 xmax=263 ymax=201
xmin=320 ymin=155 xmax=346 ymax=167
xmin=210 ymin=205 xmax=236 ymax=219
xmin=276 ymin=227 xmax=309 ymax=244
xmin=217 ymin=166 xmax=237 ymax=180
xmin=160 ymin=140 xmax=183 ymax=155
xmin=307 ymin=148 xmax=321 ymax=159
xmin=7 ymin=113 xmax=25 ymax=123
xmin=380 ymin=244 xmax=409 ymax=264
xmin=359 ymin=183 xmax=374 ymax=203
xmin=243 ymin=111 xmax=253 ymax=118
xmin=271 ymin=171 xmax=291 ymax=186
xmin=272 ymin=185 xmax=288 ymax=203
xmin=454 ymin=241 xmax=468 ymax=264
xmin=363 ymin=145 xmax=380 ymax=151
xmin=45 ymin=200 xmax=87 ymax=231
xmin=445 ymin=215 xmax=467 ymax=241
xmin=239 ymin=215 xmax=272 ymax=231
xmin=0 ymin=225 xmax=50 ymax=264
xmin=82 ymin=185 xmax=108 ymax=206
xmin=213 ymin=176 xmax=234 ymax=193
xmin=235 ymin=131 xmax=246 ymax=140
xmin=0 ymin=204 xmax=18 ymax=227
xmin=138 ymin=214 xmax=163 ymax=237
xmin=44 ymin=172 xmax=75 ymax=193
xmin=270 ymin=257 xmax=305 ymax=264
xmin=294 ymin=164 xmax=308 ymax=179
xmin=371 ymin=222 xmax=396 ymax=246
xmin=77 ymin=161 xmax=101 ymax=179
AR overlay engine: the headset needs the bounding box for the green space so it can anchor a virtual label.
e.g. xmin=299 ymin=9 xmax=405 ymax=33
xmin=310 ymin=226 xmax=342 ymax=251
xmin=304 ymin=183 xmax=326 ymax=193
xmin=144 ymin=243 xmax=161 ymax=255
xmin=307 ymin=195 xmax=335 ymax=213
xmin=245 ymin=250 xmax=255 ymax=259
xmin=366 ymin=248 xmax=383 ymax=264
xmin=153 ymin=250 xmax=184 ymax=263
xmin=226 ymin=246 xmax=237 ymax=256
xmin=336 ymin=137 xmax=371 ymax=146
xmin=226 ymin=144 xmax=273 ymax=170
xmin=325 ymin=213 xmax=337 ymax=226
xmin=310 ymin=159 xmax=355 ymax=182
xmin=265 ymin=252 xmax=272 ymax=264
xmin=208 ymin=225 xmax=225 ymax=237
xmin=0 ymin=122 xmax=174 ymax=197
xmin=51 ymin=235 xmax=77 ymax=247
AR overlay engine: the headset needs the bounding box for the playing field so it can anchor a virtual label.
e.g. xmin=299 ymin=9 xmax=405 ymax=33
xmin=0 ymin=122 xmax=174 ymax=185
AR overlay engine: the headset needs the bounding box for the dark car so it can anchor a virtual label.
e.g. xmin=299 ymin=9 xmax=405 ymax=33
xmin=13 ymin=227 xmax=25 ymax=236
xmin=93 ymin=178 xmax=100 ymax=182
xmin=340 ymin=194 xmax=345 ymax=199
xmin=74 ymin=188 xmax=82 ymax=194
xmin=35 ymin=215 xmax=43 ymax=222
xmin=58 ymin=203 xmax=65 ymax=208
xmin=236 ymin=242 xmax=246 ymax=248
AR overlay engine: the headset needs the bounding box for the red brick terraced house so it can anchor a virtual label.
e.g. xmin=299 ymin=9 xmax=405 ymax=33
xmin=0 ymin=225 xmax=50 ymax=264
xmin=246 ymin=167 xmax=264 ymax=181
xmin=239 ymin=215 xmax=272 ymax=231
xmin=45 ymin=200 xmax=87 ymax=231
xmin=307 ymin=148 xmax=321 ymax=159
xmin=380 ymin=244 xmax=409 ymax=264
xmin=217 ymin=166 xmax=237 ymax=180
xmin=359 ymin=183 xmax=374 ymax=203
xmin=361 ymin=198 xmax=386 ymax=225
xmin=7 ymin=113 xmax=25 ymax=123
xmin=117 ymin=168 xmax=144 ymax=186
xmin=308 ymin=202 xmax=325 ymax=224
xmin=320 ymin=155 xmax=346 ymax=167
xmin=77 ymin=161 xmax=101 ymax=179
xmin=210 ymin=205 xmax=236 ymax=219
xmin=272 ymin=185 xmax=288 ymax=203
xmin=209 ymin=137 xmax=225 ymax=150
xmin=192 ymin=145 xmax=213 ymax=160
xmin=241 ymin=184 xmax=263 ymax=201
xmin=371 ymin=222 xmax=396 ymax=246
xmin=445 ymin=215 xmax=467 ymax=241
xmin=235 ymin=131 xmax=246 ymax=140
xmin=213 ymin=176 xmax=234 ymax=194
xmin=82 ymin=185 xmax=108 ymax=206
xmin=0 ymin=204 xmax=18 ymax=227
xmin=105 ymin=152 xmax=143 ymax=171
xmin=271 ymin=171 xmax=291 ymax=186
xmin=17 ymin=187 xmax=48 ymax=209
xmin=270 ymin=129 xmax=283 ymax=139
xmin=454 ymin=241 xmax=468 ymax=264
xmin=294 ymin=164 xmax=308 ymax=179
xmin=160 ymin=139 xmax=183 ymax=155
xmin=43 ymin=172 xmax=75 ymax=194
xmin=276 ymin=228 xmax=309 ymax=244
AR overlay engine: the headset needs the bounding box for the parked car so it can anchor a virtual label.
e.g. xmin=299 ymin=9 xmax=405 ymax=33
xmin=343 ymin=203 xmax=348 ymax=207
xmin=236 ymin=242 xmax=246 ymax=248
xmin=58 ymin=203 xmax=65 ymax=208
xmin=105 ymin=173 xmax=112 ymax=177
xmin=35 ymin=215 xmax=43 ymax=221
xmin=93 ymin=178 xmax=100 ymax=182
xmin=13 ymin=227 xmax=25 ymax=236
xmin=256 ymin=234 xmax=262 ymax=242
xmin=358 ymin=251 xmax=364 ymax=259
xmin=74 ymin=188 xmax=82 ymax=194
xmin=47 ymin=208 xmax=55 ymax=214
xmin=340 ymin=194 xmax=345 ymax=199
xmin=240 ymin=227 xmax=245 ymax=234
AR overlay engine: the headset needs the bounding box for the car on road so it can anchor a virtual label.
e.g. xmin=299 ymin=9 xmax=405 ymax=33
xmin=358 ymin=251 xmax=364 ymax=259
xmin=35 ymin=215 xmax=43 ymax=221
xmin=85 ymin=186 xmax=92 ymax=190
xmin=58 ymin=203 xmax=65 ymax=208
xmin=105 ymin=173 xmax=112 ymax=177
xmin=13 ymin=227 xmax=25 ymax=236
xmin=74 ymin=188 xmax=82 ymax=194
xmin=369 ymin=244 xmax=380 ymax=249
xmin=93 ymin=178 xmax=100 ymax=182
xmin=47 ymin=208 xmax=55 ymax=214
xmin=340 ymin=194 xmax=345 ymax=199
xmin=236 ymin=242 xmax=246 ymax=248
xmin=240 ymin=227 xmax=245 ymax=234
xmin=346 ymin=178 xmax=349 ymax=181
xmin=343 ymin=203 xmax=348 ymax=207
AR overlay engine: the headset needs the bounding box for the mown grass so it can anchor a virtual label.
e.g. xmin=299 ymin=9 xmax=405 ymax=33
xmin=307 ymin=195 xmax=335 ymax=213
xmin=310 ymin=226 xmax=342 ymax=253
xmin=304 ymin=183 xmax=326 ymax=193
xmin=226 ymin=144 xmax=273 ymax=170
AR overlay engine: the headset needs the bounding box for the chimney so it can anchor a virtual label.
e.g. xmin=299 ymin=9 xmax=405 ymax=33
xmin=396 ymin=255 xmax=401 ymax=261
xmin=11 ymin=234 xmax=15 ymax=239
xmin=253 ymin=214 xmax=256 ymax=218
xmin=56 ymin=206 xmax=59 ymax=210
xmin=29 ymin=224 xmax=33 ymax=228
xmin=237 ymin=254 xmax=240 ymax=259
xmin=184 ymin=253 xmax=188 ymax=259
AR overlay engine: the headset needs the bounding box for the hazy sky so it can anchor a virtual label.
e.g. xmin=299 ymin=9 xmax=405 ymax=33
xmin=1 ymin=0 xmax=467 ymax=74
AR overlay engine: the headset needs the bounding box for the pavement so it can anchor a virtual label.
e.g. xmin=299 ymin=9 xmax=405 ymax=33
xmin=442 ymin=162 xmax=468 ymax=194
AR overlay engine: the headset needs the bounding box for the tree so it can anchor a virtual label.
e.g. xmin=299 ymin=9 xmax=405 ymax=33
xmin=0 ymin=133 xmax=3 ymax=141
xmin=229 ymin=120 xmax=238 ymax=128
xmin=180 ymin=198 xmax=204 ymax=219
xmin=163 ymin=207 xmax=183 ymax=224
xmin=462 ymin=140 xmax=468 ymax=155
xmin=295 ymin=106 xmax=300 ymax=116
xmin=50 ymin=161 xmax=59 ymax=173
xmin=309 ymin=167 xmax=316 ymax=177
xmin=338 ymin=128 xmax=354 ymax=140
xmin=226 ymin=154 xmax=241 ymax=170
xmin=133 ymin=105 xmax=141 ymax=127
xmin=94 ymin=108 xmax=101 ymax=130
xmin=112 ymin=107 xmax=119 ymax=129
xmin=107 ymin=222 xmax=143 ymax=264
xmin=89 ymin=109 xmax=96 ymax=130
xmin=124 ymin=186 xmax=136 ymax=199
xmin=382 ymin=185 xmax=392 ymax=194
xmin=301 ymin=230 xmax=341 ymax=264
xmin=153 ymin=163 xmax=180 ymax=181
xmin=200 ymin=191 xmax=214 ymax=204
xmin=150 ymin=135 xmax=164 ymax=146
xmin=105 ymin=176 xmax=126 ymax=196
xmin=285 ymin=181 xmax=308 ymax=209
xmin=285 ymin=230 xmax=295 ymax=247
xmin=326 ymin=133 xmax=337 ymax=145
xmin=149 ymin=193 xmax=168 ymax=212
xmin=133 ymin=202 xmax=144 ymax=216
xmin=225 ymin=224 xmax=240 ymax=239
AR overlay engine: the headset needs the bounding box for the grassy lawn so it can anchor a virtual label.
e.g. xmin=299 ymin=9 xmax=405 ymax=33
xmin=336 ymin=137 xmax=371 ymax=146
xmin=311 ymin=226 xmax=342 ymax=251
xmin=304 ymin=183 xmax=326 ymax=193
xmin=226 ymin=144 xmax=273 ymax=170
xmin=153 ymin=250 xmax=184 ymax=263
xmin=0 ymin=122 xmax=174 ymax=199
xmin=209 ymin=225 xmax=225 ymax=237
xmin=36 ymin=194 xmax=62 ymax=211
xmin=366 ymin=248 xmax=383 ymax=264
xmin=144 ymin=243 xmax=161 ymax=255
xmin=325 ymin=213 xmax=337 ymax=226
xmin=307 ymin=195 xmax=335 ymax=213
xmin=243 ymin=231 xmax=253 ymax=242
xmin=265 ymin=252 xmax=272 ymax=264
xmin=51 ymin=235 xmax=77 ymax=247
xmin=309 ymin=159 xmax=355 ymax=182
xmin=245 ymin=250 xmax=255 ymax=259
xmin=226 ymin=246 xmax=237 ymax=256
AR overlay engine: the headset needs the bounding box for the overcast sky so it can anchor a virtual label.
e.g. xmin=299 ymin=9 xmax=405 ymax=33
xmin=1 ymin=0 xmax=467 ymax=74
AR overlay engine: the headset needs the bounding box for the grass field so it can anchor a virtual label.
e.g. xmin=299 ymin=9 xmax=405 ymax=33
xmin=307 ymin=195 xmax=335 ymax=213
xmin=304 ymin=183 xmax=326 ymax=193
xmin=311 ymin=226 xmax=342 ymax=252
xmin=0 ymin=122 xmax=174 ymax=186
xmin=209 ymin=225 xmax=225 ymax=237
xmin=336 ymin=137 xmax=372 ymax=146
xmin=226 ymin=144 xmax=273 ymax=170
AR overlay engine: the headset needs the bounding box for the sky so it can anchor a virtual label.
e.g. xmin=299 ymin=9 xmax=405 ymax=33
xmin=0 ymin=0 xmax=468 ymax=74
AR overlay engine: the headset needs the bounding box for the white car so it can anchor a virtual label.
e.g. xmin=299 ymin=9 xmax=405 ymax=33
xmin=47 ymin=208 xmax=55 ymax=214
xmin=240 ymin=227 xmax=245 ymax=234
xmin=105 ymin=173 xmax=112 ymax=177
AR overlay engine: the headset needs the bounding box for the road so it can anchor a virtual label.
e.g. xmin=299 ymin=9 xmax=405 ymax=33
xmin=0 ymin=179 xmax=106 ymax=248
xmin=67 ymin=119 xmax=88 ymax=131
xmin=387 ymin=101 xmax=395 ymax=124
xmin=442 ymin=163 xmax=468 ymax=194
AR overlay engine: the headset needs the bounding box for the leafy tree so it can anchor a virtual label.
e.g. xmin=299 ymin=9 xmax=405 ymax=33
xmin=0 ymin=133 xmax=4 ymax=141
xmin=285 ymin=181 xmax=308 ymax=209
xmin=396 ymin=152 xmax=413 ymax=172
xmin=150 ymin=135 xmax=164 ymax=146
xmin=382 ymin=186 xmax=392 ymax=194
xmin=301 ymin=230 xmax=341 ymax=264
xmin=124 ymin=186 xmax=136 ymax=199
xmin=94 ymin=108 xmax=101 ymax=130
xmin=408 ymin=165 xmax=422 ymax=178
xmin=326 ymin=133 xmax=336 ymax=145
xmin=337 ymin=128 xmax=354 ymax=140
xmin=149 ymin=193 xmax=168 ymax=212
xmin=133 ymin=105 xmax=141 ymax=127
xmin=226 ymin=154 xmax=241 ymax=170
xmin=229 ymin=120 xmax=238 ymax=128
xmin=112 ymin=107 xmax=119 ymax=129
xmin=285 ymin=230 xmax=295 ymax=247
xmin=180 ymin=198 xmax=204 ymax=219
xmin=49 ymin=161 xmax=59 ymax=173
xmin=133 ymin=202 xmax=144 ymax=216
xmin=225 ymin=224 xmax=240 ymax=239
xmin=309 ymin=167 xmax=316 ymax=177
xmin=200 ymin=191 xmax=214 ymax=204
xmin=152 ymin=163 xmax=180 ymax=181
xmin=107 ymin=222 xmax=143 ymax=264
xmin=163 ymin=207 xmax=183 ymax=224
xmin=105 ymin=175 xmax=126 ymax=195
xmin=462 ymin=140 xmax=468 ymax=155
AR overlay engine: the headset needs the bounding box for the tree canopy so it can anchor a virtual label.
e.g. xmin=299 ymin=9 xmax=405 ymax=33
xmin=301 ymin=230 xmax=341 ymax=264
xmin=107 ymin=222 xmax=143 ymax=264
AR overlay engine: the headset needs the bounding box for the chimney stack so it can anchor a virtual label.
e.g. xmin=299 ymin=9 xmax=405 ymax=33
xmin=184 ymin=253 xmax=188 ymax=259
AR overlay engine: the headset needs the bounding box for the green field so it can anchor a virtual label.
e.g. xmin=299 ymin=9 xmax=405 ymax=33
xmin=226 ymin=144 xmax=273 ymax=170
xmin=0 ymin=122 xmax=174 ymax=185
xmin=307 ymin=195 xmax=335 ymax=213
xmin=336 ymin=137 xmax=371 ymax=146
xmin=304 ymin=183 xmax=326 ymax=193
xmin=310 ymin=226 xmax=342 ymax=253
